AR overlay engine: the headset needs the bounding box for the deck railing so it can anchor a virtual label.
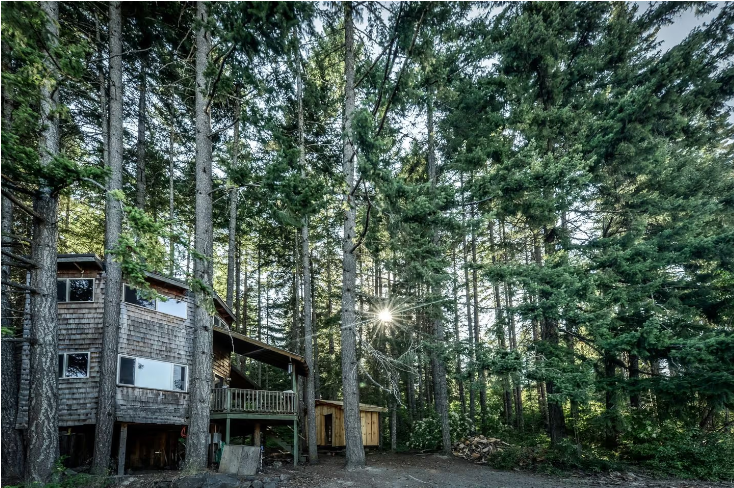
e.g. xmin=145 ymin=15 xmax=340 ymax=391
xmin=210 ymin=388 xmax=297 ymax=415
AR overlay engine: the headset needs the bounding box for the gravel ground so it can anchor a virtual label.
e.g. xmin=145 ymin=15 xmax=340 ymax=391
xmin=33 ymin=451 xmax=729 ymax=488
xmin=267 ymin=452 xmax=733 ymax=488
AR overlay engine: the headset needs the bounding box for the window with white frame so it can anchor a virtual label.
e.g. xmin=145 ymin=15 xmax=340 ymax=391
xmin=58 ymin=352 xmax=90 ymax=378
xmin=57 ymin=279 xmax=94 ymax=302
xmin=117 ymin=355 xmax=187 ymax=392
xmin=123 ymin=285 xmax=187 ymax=319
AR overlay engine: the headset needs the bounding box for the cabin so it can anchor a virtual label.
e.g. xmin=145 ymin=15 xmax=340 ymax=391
xmin=314 ymin=400 xmax=387 ymax=448
xmin=13 ymin=254 xmax=307 ymax=473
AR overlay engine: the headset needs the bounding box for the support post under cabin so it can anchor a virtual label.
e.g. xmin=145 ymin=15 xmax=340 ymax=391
xmin=117 ymin=423 xmax=128 ymax=475
xmin=292 ymin=364 xmax=298 ymax=465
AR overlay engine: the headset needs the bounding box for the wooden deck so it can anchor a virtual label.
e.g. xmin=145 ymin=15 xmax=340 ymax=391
xmin=210 ymin=388 xmax=297 ymax=419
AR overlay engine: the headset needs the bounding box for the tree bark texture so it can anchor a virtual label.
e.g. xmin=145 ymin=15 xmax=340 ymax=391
xmin=427 ymin=90 xmax=451 ymax=454
xmin=470 ymin=208 xmax=488 ymax=431
xmin=1 ymin=37 xmax=25 ymax=481
xmin=168 ymin=126 xmax=175 ymax=276
xmin=1 ymin=200 xmax=25 ymax=479
xmin=340 ymin=2 xmax=366 ymax=469
xmin=27 ymin=2 xmax=60 ymax=482
xmin=298 ymin=60 xmax=319 ymax=464
xmin=629 ymin=353 xmax=640 ymax=409
xmin=452 ymin=249 xmax=466 ymax=414
xmin=135 ymin=54 xmax=147 ymax=210
xmin=541 ymin=229 xmax=566 ymax=445
xmin=226 ymin=90 xmax=240 ymax=307
xmin=96 ymin=13 xmax=109 ymax=168
xmin=185 ymin=1 xmax=214 ymax=472
xmin=92 ymin=1 xmax=124 ymax=474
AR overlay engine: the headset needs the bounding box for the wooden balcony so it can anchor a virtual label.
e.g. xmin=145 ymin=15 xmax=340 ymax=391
xmin=210 ymin=388 xmax=297 ymax=418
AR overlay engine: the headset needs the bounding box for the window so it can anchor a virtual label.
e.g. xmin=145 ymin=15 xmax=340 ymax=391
xmin=124 ymin=285 xmax=155 ymax=310
xmin=155 ymin=296 xmax=187 ymax=319
xmin=117 ymin=355 xmax=187 ymax=392
xmin=58 ymin=352 xmax=90 ymax=379
xmin=57 ymin=279 xmax=94 ymax=302
xmin=124 ymin=285 xmax=187 ymax=319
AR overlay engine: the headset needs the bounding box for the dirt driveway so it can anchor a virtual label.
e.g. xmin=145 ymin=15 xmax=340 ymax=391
xmin=269 ymin=452 xmax=731 ymax=488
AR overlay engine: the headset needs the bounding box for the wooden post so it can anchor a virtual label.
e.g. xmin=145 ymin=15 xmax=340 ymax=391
xmin=293 ymin=418 xmax=298 ymax=466
xmin=117 ymin=423 xmax=128 ymax=475
xmin=254 ymin=423 xmax=261 ymax=447
xmin=378 ymin=412 xmax=383 ymax=450
xmin=292 ymin=366 xmax=298 ymax=465
xmin=225 ymin=418 xmax=230 ymax=444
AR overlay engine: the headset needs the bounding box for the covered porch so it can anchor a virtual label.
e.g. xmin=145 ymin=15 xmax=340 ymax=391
xmin=211 ymin=325 xmax=307 ymax=466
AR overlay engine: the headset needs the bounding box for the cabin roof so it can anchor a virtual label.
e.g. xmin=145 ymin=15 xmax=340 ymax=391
xmin=315 ymin=399 xmax=388 ymax=412
xmin=213 ymin=294 xmax=236 ymax=324
xmin=57 ymin=253 xmax=104 ymax=270
xmin=145 ymin=271 xmax=188 ymax=292
xmin=213 ymin=326 xmax=308 ymax=377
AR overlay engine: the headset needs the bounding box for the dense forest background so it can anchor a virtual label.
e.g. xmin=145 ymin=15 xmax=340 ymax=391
xmin=2 ymin=1 xmax=733 ymax=483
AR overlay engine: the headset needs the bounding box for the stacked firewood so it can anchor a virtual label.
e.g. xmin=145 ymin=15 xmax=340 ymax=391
xmin=452 ymin=435 xmax=509 ymax=464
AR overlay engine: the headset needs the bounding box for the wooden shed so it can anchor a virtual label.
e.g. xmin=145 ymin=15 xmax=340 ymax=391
xmin=314 ymin=399 xmax=387 ymax=448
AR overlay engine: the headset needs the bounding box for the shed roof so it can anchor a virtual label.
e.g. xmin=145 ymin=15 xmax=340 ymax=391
xmin=213 ymin=326 xmax=308 ymax=377
xmin=315 ymin=399 xmax=388 ymax=413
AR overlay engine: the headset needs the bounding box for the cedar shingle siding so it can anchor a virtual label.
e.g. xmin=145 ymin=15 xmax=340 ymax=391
xmin=50 ymin=267 xmax=196 ymax=427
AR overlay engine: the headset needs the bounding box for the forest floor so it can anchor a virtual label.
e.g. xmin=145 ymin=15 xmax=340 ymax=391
xmin=266 ymin=451 xmax=732 ymax=488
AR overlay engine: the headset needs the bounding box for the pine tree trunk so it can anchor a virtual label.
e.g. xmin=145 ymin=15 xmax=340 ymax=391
xmin=326 ymin=249 xmax=334 ymax=355
xmin=427 ymin=89 xmax=451 ymax=454
xmin=629 ymin=353 xmax=640 ymax=409
xmin=1 ymin=37 xmax=25 ymax=481
xmin=135 ymin=55 xmax=147 ymax=210
xmin=226 ymin=90 xmax=240 ymax=307
xmin=505 ymin=282 xmax=523 ymax=431
xmin=340 ymin=2 xmax=365 ymax=468
xmin=470 ymin=206 xmax=487 ymax=432
xmin=390 ymin=399 xmax=397 ymax=451
xmin=1 ymin=198 xmax=24 ymax=480
xmin=604 ymin=356 xmax=619 ymax=449
xmin=453 ymin=248 xmax=466 ymax=414
xmin=235 ymin=241 xmax=241 ymax=330
xmin=532 ymin=236 xmax=549 ymax=427
xmin=297 ymin=61 xmax=319 ymax=464
xmin=489 ymin=222 xmax=512 ymax=425
xmin=27 ymin=3 xmax=60 ymax=482
xmin=242 ymin=252 xmax=249 ymax=334
xmin=541 ymin=229 xmax=566 ymax=445
xmin=293 ymin=234 xmax=301 ymax=352
xmin=91 ymin=1 xmax=124 ymax=474
xmin=168 ymin=126 xmax=175 ymax=276
xmin=95 ymin=13 xmax=109 ymax=168
xmin=460 ymin=175 xmax=476 ymax=425
xmin=185 ymin=1 xmax=214 ymax=471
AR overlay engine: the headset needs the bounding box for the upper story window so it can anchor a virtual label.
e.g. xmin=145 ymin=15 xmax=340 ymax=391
xmin=117 ymin=355 xmax=187 ymax=392
xmin=124 ymin=285 xmax=187 ymax=319
xmin=58 ymin=352 xmax=90 ymax=379
xmin=57 ymin=278 xmax=94 ymax=302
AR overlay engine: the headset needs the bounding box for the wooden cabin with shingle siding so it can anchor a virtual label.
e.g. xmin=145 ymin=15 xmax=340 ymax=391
xmin=15 ymin=254 xmax=308 ymax=472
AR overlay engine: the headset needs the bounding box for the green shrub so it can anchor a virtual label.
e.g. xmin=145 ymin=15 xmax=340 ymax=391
xmin=7 ymin=473 xmax=110 ymax=488
xmin=407 ymin=411 xmax=474 ymax=450
xmin=486 ymin=440 xmax=619 ymax=475
xmin=623 ymin=424 xmax=734 ymax=480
